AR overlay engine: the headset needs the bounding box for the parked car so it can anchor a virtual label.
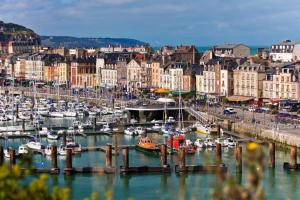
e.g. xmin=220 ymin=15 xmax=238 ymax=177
xmin=224 ymin=108 xmax=236 ymax=115
xmin=248 ymin=107 xmax=256 ymax=112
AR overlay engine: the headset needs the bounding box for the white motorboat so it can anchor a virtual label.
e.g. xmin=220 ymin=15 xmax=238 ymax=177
xmin=151 ymin=119 xmax=163 ymax=123
xmin=44 ymin=146 xmax=52 ymax=156
xmin=130 ymin=119 xmax=138 ymax=124
xmin=18 ymin=145 xmax=29 ymax=154
xmin=4 ymin=148 xmax=10 ymax=158
xmin=82 ymin=120 xmax=92 ymax=128
xmin=152 ymin=123 xmax=161 ymax=131
xmin=39 ymin=127 xmax=48 ymax=135
xmin=47 ymin=130 xmax=59 ymax=140
xmin=49 ymin=111 xmax=64 ymax=118
xmin=124 ymin=127 xmax=137 ymax=136
xmin=26 ymin=139 xmax=45 ymax=151
xmin=100 ymin=123 xmax=111 ymax=132
xmin=36 ymin=107 xmax=49 ymax=116
xmin=215 ymin=138 xmax=224 ymax=146
xmin=167 ymin=117 xmax=176 ymax=123
xmin=135 ymin=126 xmax=145 ymax=135
xmin=18 ymin=112 xmax=31 ymax=120
xmin=58 ymin=145 xmax=66 ymax=156
xmin=88 ymin=111 xmax=97 ymax=116
xmin=195 ymin=123 xmax=211 ymax=135
xmin=67 ymin=127 xmax=75 ymax=134
xmin=204 ymin=137 xmax=216 ymax=148
xmin=194 ymin=138 xmax=205 ymax=148
xmin=0 ymin=115 xmax=8 ymax=121
xmin=223 ymin=137 xmax=237 ymax=147
xmin=63 ymin=110 xmax=77 ymax=117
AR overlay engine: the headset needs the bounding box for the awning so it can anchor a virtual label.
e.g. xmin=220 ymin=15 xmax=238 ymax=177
xmin=227 ymin=96 xmax=254 ymax=102
xmin=169 ymin=90 xmax=194 ymax=96
xmin=154 ymin=88 xmax=170 ymax=94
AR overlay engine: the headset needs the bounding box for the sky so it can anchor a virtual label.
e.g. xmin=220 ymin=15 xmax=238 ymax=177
xmin=1 ymin=0 xmax=300 ymax=46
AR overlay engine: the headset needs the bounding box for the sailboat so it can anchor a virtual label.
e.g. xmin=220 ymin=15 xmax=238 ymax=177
xmin=175 ymin=88 xmax=190 ymax=134
xmin=26 ymin=83 xmax=45 ymax=151
xmin=161 ymin=99 xmax=171 ymax=135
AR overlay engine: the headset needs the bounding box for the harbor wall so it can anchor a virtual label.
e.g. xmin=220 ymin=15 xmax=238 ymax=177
xmin=229 ymin=122 xmax=300 ymax=147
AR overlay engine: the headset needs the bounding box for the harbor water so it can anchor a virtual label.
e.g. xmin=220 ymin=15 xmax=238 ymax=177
xmin=1 ymin=118 xmax=300 ymax=200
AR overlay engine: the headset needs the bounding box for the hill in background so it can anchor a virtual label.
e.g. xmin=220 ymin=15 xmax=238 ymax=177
xmin=41 ymin=36 xmax=147 ymax=48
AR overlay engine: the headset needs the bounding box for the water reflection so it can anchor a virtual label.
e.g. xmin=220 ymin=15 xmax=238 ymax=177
xmin=178 ymin=174 xmax=187 ymax=200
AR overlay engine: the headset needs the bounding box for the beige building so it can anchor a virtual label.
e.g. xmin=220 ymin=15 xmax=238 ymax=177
xmin=127 ymin=59 xmax=142 ymax=91
xmin=151 ymin=61 xmax=161 ymax=88
xmin=263 ymin=66 xmax=299 ymax=100
xmin=196 ymin=74 xmax=204 ymax=93
xmin=233 ymin=63 xmax=266 ymax=98
xmin=57 ymin=61 xmax=71 ymax=85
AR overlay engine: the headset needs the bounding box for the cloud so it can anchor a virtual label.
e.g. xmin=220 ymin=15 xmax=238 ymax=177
xmin=0 ymin=0 xmax=300 ymax=45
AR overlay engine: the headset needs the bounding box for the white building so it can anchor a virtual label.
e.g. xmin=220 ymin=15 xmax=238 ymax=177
xmin=270 ymin=40 xmax=300 ymax=62
xmin=96 ymin=58 xmax=117 ymax=88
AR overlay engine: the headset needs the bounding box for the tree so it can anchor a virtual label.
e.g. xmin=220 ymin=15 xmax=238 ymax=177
xmin=0 ymin=163 xmax=70 ymax=200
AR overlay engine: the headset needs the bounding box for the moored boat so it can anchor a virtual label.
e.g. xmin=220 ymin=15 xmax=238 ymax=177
xmin=135 ymin=137 xmax=160 ymax=155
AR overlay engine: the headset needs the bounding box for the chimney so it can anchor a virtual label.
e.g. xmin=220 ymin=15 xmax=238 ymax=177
xmin=192 ymin=46 xmax=195 ymax=64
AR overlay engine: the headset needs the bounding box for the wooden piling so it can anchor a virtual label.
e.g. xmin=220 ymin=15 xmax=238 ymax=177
xmin=160 ymin=144 xmax=167 ymax=166
xmin=170 ymin=134 xmax=174 ymax=154
xmin=66 ymin=148 xmax=73 ymax=169
xmin=216 ymin=143 xmax=222 ymax=163
xmin=9 ymin=148 xmax=16 ymax=166
xmin=51 ymin=145 xmax=58 ymax=170
xmin=63 ymin=131 xmax=66 ymax=146
xmin=122 ymin=147 xmax=129 ymax=169
xmin=269 ymin=142 xmax=275 ymax=168
xmin=178 ymin=147 xmax=186 ymax=171
xmin=114 ymin=134 xmax=118 ymax=156
xmin=0 ymin=146 xmax=3 ymax=165
xmin=217 ymin=124 xmax=221 ymax=138
xmin=290 ymin=146 xmax=297 ymax=169
xmin=235 ymin=145 xmax=242 ymax=172
xmin=106 ymin=144 xmax=112 ymax=167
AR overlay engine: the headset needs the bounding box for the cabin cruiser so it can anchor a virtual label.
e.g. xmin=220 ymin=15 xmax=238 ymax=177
xmin=45 ymin=145 xmax=53 ymax=156
xmin=18 ymin=112 xmax=31 ymax=120
xmin=49 ymin=111 xmax=64 ymax=118
xmin=194 ymin=138 xmax=205 ymax=148
xmin=223 ymin=137 xmax=237 ymax=147
xmin=124 ymin=127 xmax=137 ymax=136
xmin=4 ymin=148 xmax=10 ymax=158
xmin=100 ymin=123 xmax=112 ymax=132
xmin=135 ymin=126 xmax=146 ymax=135
xmin=167 ymin=117 xmax=176 ymax=123
xmin=36 ymin=107 xmax=49 ymax=116
xmin=204 ymin=137 xmax=216 ymax=148
xmin=195 ymin=122 xmax=211 ymax=135
xmin=39 ymin=127 xmax=49 ymax=135
xmin=130 ymin=119 xmax=138 ymax=124
xmin=63 ymin=110 xmax=77 ymax=117
xmin=58 ymin=145 xmax=67 ymax=156
xmin=47 ymin=130 xmax=59 ymax=140
xmin=18 ymin=145 xmax=29 ymax=154
xmin=26 ymin=138 xmax=45 ymax=151
xmin=151 ymin=119 xmax=163 ymax=123
xmin=151 ymin=123 xmax=161 ymax=131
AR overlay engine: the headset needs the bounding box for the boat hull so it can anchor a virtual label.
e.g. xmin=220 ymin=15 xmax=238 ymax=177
xmin=135 ymin=145 xmax=160 ymax=156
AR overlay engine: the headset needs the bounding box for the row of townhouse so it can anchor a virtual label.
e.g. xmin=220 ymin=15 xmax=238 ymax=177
xmin=7 ymin=50 xmax=300 ymax=101
xmin=195 ymin=58 xmax=300 ymax=100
